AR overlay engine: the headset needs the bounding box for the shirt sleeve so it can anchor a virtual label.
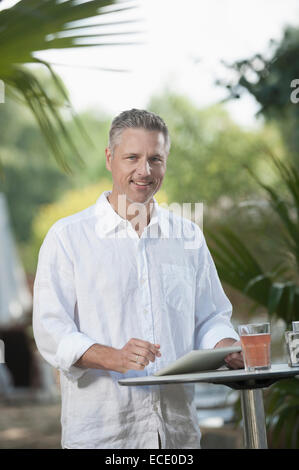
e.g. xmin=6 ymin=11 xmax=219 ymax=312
xmin=32 ymin=226 xmax=97 ymax=382
xmin=194 ymin=232 xmax=239 ymax=349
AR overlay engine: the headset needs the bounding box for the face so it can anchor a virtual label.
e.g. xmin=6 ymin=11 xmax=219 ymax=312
xmin=105 ymin=127 xmax=168 ymax=206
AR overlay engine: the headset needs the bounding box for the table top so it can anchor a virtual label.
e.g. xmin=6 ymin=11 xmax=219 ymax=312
xmin=118 ymin=363 xmax=299 ymax=390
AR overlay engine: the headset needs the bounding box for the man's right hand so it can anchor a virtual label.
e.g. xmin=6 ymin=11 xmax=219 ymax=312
xmin=75 ymin=339 xmax=161 ymax=374
xmin=116 ymin=338 xmax=161 ymax=373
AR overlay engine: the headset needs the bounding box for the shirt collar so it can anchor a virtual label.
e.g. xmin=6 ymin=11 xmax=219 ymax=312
xmin=94 ymin=190 xmax=169 ymax=239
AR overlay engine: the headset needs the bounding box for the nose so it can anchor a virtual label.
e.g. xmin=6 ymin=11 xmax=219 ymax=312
xmin=136 ymin=159 xmax=151 ymax=177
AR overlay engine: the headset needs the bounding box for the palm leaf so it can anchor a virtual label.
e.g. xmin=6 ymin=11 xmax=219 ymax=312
xmin=246 ymin=150 xmax=299 ymax=267
xmin=208 ymin=226 xmax=299 ymax=326
xmin=207 ymin=227 xmax=272 ymax=301
xmin=0 ymin=0 xmax=139 ymax=170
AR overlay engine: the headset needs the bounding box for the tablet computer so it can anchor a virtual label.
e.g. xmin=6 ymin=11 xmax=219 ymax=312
xmin=154 ymin=346 xmax=242 ymax=376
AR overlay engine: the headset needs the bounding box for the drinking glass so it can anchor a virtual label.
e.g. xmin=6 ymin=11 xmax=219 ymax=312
xmin=238 ymin=323 xmax=271 ymax=371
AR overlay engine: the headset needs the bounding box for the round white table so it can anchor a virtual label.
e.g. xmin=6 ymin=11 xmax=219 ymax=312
xmin=119 ymin=363 xmax=299 ymax=449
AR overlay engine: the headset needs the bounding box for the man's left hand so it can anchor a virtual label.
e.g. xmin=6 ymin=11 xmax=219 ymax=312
xmin=214 ymin=338 xmax=244 ymax=370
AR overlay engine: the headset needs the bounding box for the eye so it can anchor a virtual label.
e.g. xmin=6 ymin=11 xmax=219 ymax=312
xmin=151 ymin=157 xmax=161 ymax=162
xmin=127 ymin=155 xmax=136 ymax=160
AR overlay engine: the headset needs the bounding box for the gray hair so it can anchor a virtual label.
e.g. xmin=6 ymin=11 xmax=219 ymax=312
xmin=108 ymin=108 xmax=171 ymax=156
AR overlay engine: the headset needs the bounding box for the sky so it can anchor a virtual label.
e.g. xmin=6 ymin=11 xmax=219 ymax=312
xmin=4 ymin=0 xmax=299 ymax=127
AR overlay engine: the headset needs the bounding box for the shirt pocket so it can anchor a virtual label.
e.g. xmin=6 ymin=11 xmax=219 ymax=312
xmin=161 ymin=263 xmax=195 ymax=316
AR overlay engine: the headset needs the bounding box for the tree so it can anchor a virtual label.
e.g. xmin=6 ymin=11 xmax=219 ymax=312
xmin=218 ymin=25 xmax=299 ymax=164
xmin=0 ymin=0 xmax=138 ymax=170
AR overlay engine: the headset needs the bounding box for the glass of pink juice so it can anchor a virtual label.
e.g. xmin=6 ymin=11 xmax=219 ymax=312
xmin=238 ymin=323 xmax=271 ymax=371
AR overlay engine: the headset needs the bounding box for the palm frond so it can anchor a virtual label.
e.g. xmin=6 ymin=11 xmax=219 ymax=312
xmin=6 ymin=66 xmax=82 ymax=172
xmin=207 ymin=226 xmax=272 ymax=300
xmin=0 ymin=0 xmax=139 ymax=170
xmin=207 ymin=226 xmax=299 ymax=327
xmin=246 ymin=150 xmax=299 ymax=267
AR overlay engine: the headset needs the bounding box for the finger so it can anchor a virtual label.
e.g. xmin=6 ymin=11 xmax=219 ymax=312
xmin=127 ymin=359 xmax=146 ymax=371
xmin=225 ymin=353 xmax=244 ymax=369
xmin=225 ymin=352 xmax=243 ymax=362
xmin=129 ymin=353 xmax=149 ymax=366
xmin=132 ymin=340 xmax=161 ymax=358
xmin=228 ymin=359 xmax=244 ymax=369
xmin=131 ymin=338 xmax=160 ymax=354
xmin=132 ymin=346 xmax=156 ymax=363
xmin=141 ymin=341 xmax=161 ymax=357
xmin=225 ymin=361 xmax=241 ymax=370
xmin=225 ymin=357 xmax=244 ymax=369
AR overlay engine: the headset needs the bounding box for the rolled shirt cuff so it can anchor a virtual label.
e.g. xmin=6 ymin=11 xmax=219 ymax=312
xmin=199 ymin=326 xmax=240 ymax=350
xmin=55 ymin=332 xmax=97 ymax=381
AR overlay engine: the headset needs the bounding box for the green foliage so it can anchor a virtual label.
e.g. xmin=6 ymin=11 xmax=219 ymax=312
xmin=0 ymin=0 xmax=138 ymax=169
xmin=246 ymin=152 xmax=299 ymax=273
xmin=219 ymin=25 xmax=299 ymax=162
xmin=148 ymin=92 xmax=284 ymax=205
xmin=62 ymin=109 xmax=111 ymax=188
xmin=265 ymin=379 xmax=299 ymax=448
xmin=0 ymin=98 xmax=71 ymax=242
xmin=1 ymin=158 xmax=70 ymax=242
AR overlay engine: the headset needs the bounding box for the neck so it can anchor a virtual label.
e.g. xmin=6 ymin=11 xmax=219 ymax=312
xmin=107 ymin=191 xmax=154 ymax=230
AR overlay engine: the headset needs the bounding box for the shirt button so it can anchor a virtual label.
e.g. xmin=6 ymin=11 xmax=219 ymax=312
xmin=144 ymin=309 xmax=148 ymax=314
xmin=153 ymin=404 xmax=158 ymax=412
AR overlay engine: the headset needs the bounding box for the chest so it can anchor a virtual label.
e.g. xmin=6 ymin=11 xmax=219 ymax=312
xmin=72 ymin=237 xmax=197 ymax=301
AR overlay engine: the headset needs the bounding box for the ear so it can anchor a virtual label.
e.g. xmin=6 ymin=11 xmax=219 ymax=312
xmin=105 ymin=147 xmax=113 ymax=172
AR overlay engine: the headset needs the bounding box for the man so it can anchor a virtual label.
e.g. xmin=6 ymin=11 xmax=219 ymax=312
xmin=33 ymin=109 xmax=243 ymax=449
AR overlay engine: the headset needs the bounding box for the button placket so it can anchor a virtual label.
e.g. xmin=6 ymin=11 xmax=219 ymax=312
xmin=137 ymin=240 xmax=156 ymax=369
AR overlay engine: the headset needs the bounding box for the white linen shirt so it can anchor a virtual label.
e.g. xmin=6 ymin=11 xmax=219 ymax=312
xmin=33 ymin=190 xmax=239 ymax=449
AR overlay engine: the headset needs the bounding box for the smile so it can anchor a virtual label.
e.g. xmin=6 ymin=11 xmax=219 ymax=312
xmin=130 ymin=180 xmax=152 ymax=187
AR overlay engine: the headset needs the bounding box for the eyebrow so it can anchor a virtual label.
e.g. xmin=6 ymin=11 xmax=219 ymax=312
xmin=122 ymin=153 xmax=164 ymax=158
